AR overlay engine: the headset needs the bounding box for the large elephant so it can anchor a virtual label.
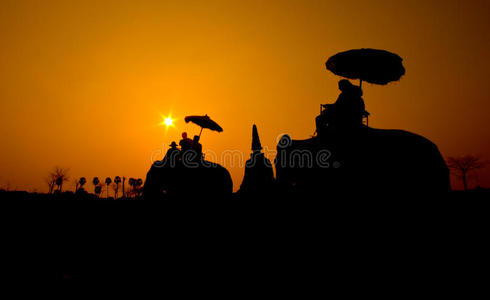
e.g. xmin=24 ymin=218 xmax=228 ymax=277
xmin=275 ymin=127 xmax=450 ymax=196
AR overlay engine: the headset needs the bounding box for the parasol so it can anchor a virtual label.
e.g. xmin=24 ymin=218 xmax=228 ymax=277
xmin=184 ymin=115 xmax=223 ymax=137
xmin=326 ymin=48 xmax=405 ymax=88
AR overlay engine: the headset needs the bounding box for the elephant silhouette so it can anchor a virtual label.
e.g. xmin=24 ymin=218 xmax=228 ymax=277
xmin=275 ymin=127 xmax=450 ymax=197
xmin=143 ymin=150 xmax=233 ymax=200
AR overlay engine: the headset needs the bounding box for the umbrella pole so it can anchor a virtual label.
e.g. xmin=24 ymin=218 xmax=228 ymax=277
xmin=199 ymin=127 xmax=204 ymax=138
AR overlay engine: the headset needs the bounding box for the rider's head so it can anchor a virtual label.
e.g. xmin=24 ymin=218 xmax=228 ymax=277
xmin=339 ymin=79 xmax=363 ymax=97
xmin=338 ymin=79 xmax=353 ymax=92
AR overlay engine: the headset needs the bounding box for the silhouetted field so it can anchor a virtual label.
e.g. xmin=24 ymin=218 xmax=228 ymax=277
xmin=1 ymin=189 xmax=488 ymax=283
xmin=1 ymin=188 xmax=489 ymax=201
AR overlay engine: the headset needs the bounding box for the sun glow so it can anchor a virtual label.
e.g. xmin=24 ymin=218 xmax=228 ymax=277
xmin=161 ymin=115 xmax=175 ymax=129
xmin=164 ymin=117 xmax=173 ymax=127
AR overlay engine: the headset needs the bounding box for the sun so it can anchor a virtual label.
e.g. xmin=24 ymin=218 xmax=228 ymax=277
xmin=161 ymin=114 xmax=175 ymax=129
xmin=164 ymin=116 xmax=174 ymax=127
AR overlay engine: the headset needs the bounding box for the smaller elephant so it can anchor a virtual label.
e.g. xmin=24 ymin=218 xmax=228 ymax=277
xmin=143 ymin=150 xmax=233 ymax=200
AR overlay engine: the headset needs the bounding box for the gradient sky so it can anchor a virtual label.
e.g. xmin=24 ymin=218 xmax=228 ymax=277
xmin=0 ymin=0 xmax=489 ymax=192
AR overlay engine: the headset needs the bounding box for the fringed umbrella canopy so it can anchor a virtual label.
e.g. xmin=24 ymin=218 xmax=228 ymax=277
xmin=184 ymin=115 xmax=223 ymax=137
xmin=326 ymin=49 xmax=405 ymax=87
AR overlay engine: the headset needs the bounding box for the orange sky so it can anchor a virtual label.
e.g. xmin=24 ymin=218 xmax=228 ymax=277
xmin=0 ymin=0 xmax=489 ymax=192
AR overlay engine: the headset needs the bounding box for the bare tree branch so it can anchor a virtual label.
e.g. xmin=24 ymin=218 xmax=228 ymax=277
xmin=447 ymin=155 xmax=487 ymax=190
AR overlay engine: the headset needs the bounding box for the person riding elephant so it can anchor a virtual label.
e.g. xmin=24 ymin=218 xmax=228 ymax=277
xmin=144 ymin=142 xmax=233 ymax=200
xmin=282 ymin=79 xmax=450 ymax=196
xmin=316 ymin=79 xmax=367 ymax=136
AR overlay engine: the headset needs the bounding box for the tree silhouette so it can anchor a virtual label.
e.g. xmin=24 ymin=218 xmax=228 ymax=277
xmin=45 ymin=173 xmax=57 ymax=194
xmin=105 ymin=177 xmax=112 ymax=198
xmin=92 ymin=177 xmax=100 ymax=195
xmin=447 ymin=155 xmax=487 ymax=191
xmin=50 ymin=167 xmax=69 ymax=193
xmin=126 ymin=178 xmax=143 ymax=198
xmin=79 ymin=177 xmax=87 ymax=188
xmin=76 ymin=177 xmax=87 ymax=192
xmin=114 ymin=176 xmax=122 ymax=199
xmin=129 ymin=178 xmax=135 ymax=197
xmin=94 ymin=185 xmax=102 ymax=197
xmin=135 ymin=178 xmax=143 ymax=197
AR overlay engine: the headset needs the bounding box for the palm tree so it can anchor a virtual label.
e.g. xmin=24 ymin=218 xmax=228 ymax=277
xmin=129 ymin=178 xmax=135 ymax=194
xmin=92 ymin=177 xmax=100 ymax=195
xmin=105 ymin=177 xmax=112 ymax=198
xmin=77 ymin=177 xmax=87 ymax=192
xmin=114 ymin=176 xmax=122 ymax=199
xmin=135 ymin=178 xmax=143 ymax=197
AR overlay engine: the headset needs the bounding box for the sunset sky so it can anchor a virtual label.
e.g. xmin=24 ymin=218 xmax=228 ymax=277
xmin=0 ymin=0 xmax=489 ymax=192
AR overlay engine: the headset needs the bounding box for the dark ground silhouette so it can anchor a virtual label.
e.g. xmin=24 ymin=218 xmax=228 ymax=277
xmin=2 ymin=188 xmax=488 ymax=284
